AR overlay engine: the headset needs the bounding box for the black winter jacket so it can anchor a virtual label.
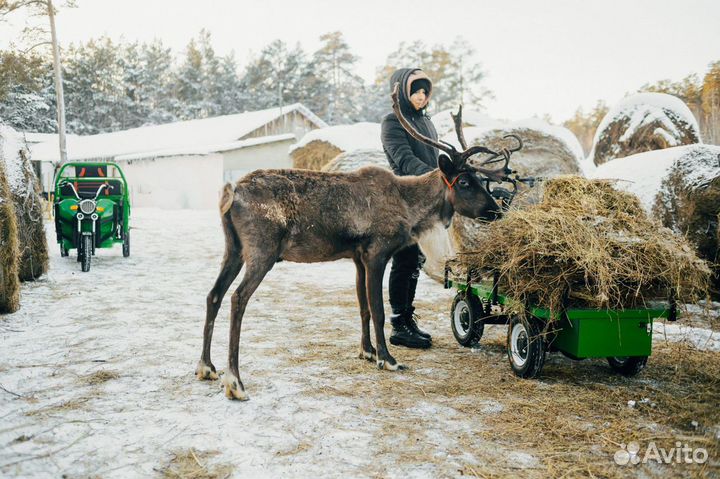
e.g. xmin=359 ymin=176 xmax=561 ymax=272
xmin=381 ymin=68 xmax=439 ymax=176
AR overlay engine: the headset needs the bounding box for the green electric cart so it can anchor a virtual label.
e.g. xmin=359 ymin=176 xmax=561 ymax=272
xmin=53 ymin=162 xmax=131 ymax=272
xmin=444 ymin=262 xmax=677 ymax=378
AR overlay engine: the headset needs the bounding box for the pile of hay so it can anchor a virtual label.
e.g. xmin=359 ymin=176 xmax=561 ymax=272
xmin=593 ymin=144 xmax=720 ymax=298
xmin=454 ymin=176 xmax=710 ymax=315
xmin=320 ymin=149 xmax=389 ymax=173
xmin=0 ymin=125 xmax=48 ymax=282
xmin=589 ymin=92 xmax=700 ymax=167
xmin=441 ymin=120 xmax=585 ymax=269
xmin=290 ymin=122 xmax=382 ymax=171
xmin=0 ymin=153 xmax=20 ymax=314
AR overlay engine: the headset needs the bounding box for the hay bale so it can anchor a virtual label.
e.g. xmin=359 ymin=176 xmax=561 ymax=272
xmin=454 ymin=176 xmax=710 ymax=314
xmin=291 ymin=140 xmax=343 ymax=170
xmin=443 ymin=120 xmax=585 ymax=257
xmin=0 ymin=125 xmax=48 ymax=281
xmin=430 ymin=108 xmax=500 ymax=137
xmin=589 ymin=93 xmax=700 ymax=167
xmin=0 ymin=151 xmax=20 ymax=314
xmin=593 ymin=144 xmax=720 ymax=298
xmin=320 ymin=149 xmax=389 ymax=173
xmin=290 ymin=122 xmax=382 ymax=171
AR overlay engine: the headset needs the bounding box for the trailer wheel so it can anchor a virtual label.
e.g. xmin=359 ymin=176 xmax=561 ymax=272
xmin=607 ymin=356 xmax=647 ymax=377
xmin=507 ymin=315 xmax=545 ymax=378
xmin=450 ymin=293 xmax=484 ymax=347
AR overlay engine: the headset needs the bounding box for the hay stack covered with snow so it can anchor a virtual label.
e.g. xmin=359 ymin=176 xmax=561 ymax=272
xmin=589 ymin=93 xmax=700 ymax=167
xmin=443 ymin=120 xmax=585 ymax=255
xmin=290 ymin=122 xmax=382 ymax=170
xmin=593 ymin=144 xmax=720 ymax=297
xmin=452 ymin=176 xmax=710 ymax=314
xmin=0 ymin=151 xmax=20 ymax=314
xmin=320 ymin=149 xmax=389 ymax=173
xmin=1 ymin=125 xmax=48 ymax=282
xmin=430 ymin=108 xmax=499 ymax=137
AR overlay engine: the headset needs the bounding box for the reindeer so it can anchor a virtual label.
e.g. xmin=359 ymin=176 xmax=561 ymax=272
xmin=197 ymin=83 xmax=519 ymax=400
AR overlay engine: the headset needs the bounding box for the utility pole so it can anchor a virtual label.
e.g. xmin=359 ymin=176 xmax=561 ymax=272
xmin=47 ymin=0 xmax=67 ymax=169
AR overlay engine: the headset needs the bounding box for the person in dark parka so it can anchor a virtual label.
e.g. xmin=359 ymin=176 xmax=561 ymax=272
xmin=380 ymin=68 xmax=438 ymax=349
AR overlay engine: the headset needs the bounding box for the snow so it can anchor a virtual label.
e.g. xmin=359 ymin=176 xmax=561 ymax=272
xmin=0 ymin=124 xmax=28 ymax=195
xmin=27 ymin=103 xmax=327 ymax=163
xmin=590 ymin=144 xmax=720 ymax=212
xmin=289 ymin=122 xmax=382 ymax=153
xmin=0 ymin=208 xmax=717 ymax=477
xmin=588 ymin=92 xmax=701 ymax=163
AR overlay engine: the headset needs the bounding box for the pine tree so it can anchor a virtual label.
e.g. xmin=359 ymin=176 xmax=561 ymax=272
xmin=312 ymin=31 xmax=364 ymax=124
xmin=174 ymin=36 xmax=205 ymax=120
xmin=62 ymin=37 xmax=125 ymax=134
xmin=0 ymin=50 xmax=56 ymax=132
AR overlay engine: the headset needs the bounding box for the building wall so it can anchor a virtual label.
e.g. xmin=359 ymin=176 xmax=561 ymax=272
xmin=242 ymin=110 xmax=317 ymax=141
xmin=221 ymin=138 xmax=296 ymax=183
xmin=120 ymin=154 xmax=224 ymax=209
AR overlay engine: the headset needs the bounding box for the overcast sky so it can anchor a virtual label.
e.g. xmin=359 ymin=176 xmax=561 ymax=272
xmin=2 ymin=0 xmax=719 ymax=122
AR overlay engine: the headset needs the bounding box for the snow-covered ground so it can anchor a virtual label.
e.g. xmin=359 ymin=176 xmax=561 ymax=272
xmin=0 ymin=209 xmax=718 ymax=478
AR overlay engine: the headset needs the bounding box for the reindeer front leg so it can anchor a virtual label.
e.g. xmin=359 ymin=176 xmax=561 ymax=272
xmin=364 ymin=256 xmax=406 ymax=371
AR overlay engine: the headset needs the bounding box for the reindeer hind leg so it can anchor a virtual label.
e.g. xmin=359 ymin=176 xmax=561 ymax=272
xmin=197 ymin=245 xmax=244 ymax=381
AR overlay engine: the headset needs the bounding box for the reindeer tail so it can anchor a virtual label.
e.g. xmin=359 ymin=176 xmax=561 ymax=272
xmin=219 ymin=182 xmax=234 ymax=215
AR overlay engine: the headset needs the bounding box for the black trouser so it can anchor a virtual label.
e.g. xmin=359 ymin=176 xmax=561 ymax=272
xmin=388 ymin=244 xmax=426 ymax=315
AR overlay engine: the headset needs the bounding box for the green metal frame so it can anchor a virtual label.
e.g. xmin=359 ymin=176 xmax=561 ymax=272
xmin=449 ymin=279 xmax=674 ymax=359
xmin=53 ymin=162 xmax=131 ymax=251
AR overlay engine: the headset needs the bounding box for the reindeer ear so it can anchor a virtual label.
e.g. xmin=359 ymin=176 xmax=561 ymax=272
xmin=438 ymin=154 xmax=458 ymax=178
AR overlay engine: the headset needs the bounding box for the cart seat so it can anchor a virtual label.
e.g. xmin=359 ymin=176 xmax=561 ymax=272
xmin=60 ymin=179 xmax=123 ymax=199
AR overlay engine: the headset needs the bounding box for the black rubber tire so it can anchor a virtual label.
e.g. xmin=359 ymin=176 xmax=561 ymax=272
xmin=507 ymin=315 xmax=546 ymax=378
xmin=607 ymin=356 xmax=648 ymax=377
xmin=81 ymin=235 xmax=92 ymax=272
xmin=122 ymin=230 xmax=130 ymax=257
xmin=450 ymin=292 xmax=484 ymax=347
xmin=60 ymin=243 xmax=68 ymax=257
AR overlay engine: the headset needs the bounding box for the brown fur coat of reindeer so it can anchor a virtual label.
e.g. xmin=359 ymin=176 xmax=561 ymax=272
xmin=197 ymin=84 xmax=516 ymax=400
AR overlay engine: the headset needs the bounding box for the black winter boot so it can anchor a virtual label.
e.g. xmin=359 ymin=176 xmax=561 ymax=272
xmin=390 ymin=312 xmax=431 ymax=349
xmin=405 ymin=307 xmax=432 ymax=340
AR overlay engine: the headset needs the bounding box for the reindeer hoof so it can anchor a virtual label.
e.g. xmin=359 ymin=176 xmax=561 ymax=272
xmin=195 ymin=361 xmax=219 ymax=380
xmin=222 ymin=373 xmax=249 ymax=401
xmin=377 ymin=360 xmax=407 ymax=371
xmin=359 ymin=348 xmax=376 ymax=362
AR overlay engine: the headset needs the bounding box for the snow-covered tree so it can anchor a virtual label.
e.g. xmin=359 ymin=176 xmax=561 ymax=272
xmin=312 ymin=31 xmax=364 ymax=124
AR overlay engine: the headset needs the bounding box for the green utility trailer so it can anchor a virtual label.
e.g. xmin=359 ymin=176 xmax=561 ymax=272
xmin=444 ymin=263 xmax=677 ymax=378
xmin=53 ymin=162 xmax=131 ymax=272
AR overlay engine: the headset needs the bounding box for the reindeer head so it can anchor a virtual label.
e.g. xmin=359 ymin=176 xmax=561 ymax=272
xmin=391 ymin=82 xmax=522 ymax=221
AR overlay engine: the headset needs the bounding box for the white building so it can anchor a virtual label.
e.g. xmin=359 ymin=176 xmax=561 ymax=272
xmin=27 ymin=104 xmax=327 ymax=209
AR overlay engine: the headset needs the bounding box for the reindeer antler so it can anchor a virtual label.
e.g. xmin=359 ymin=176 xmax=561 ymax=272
xmin=450 ymin=105 xmax=468 ymax=150
xmin=391 ymin=82 xmax=512 ymax=182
